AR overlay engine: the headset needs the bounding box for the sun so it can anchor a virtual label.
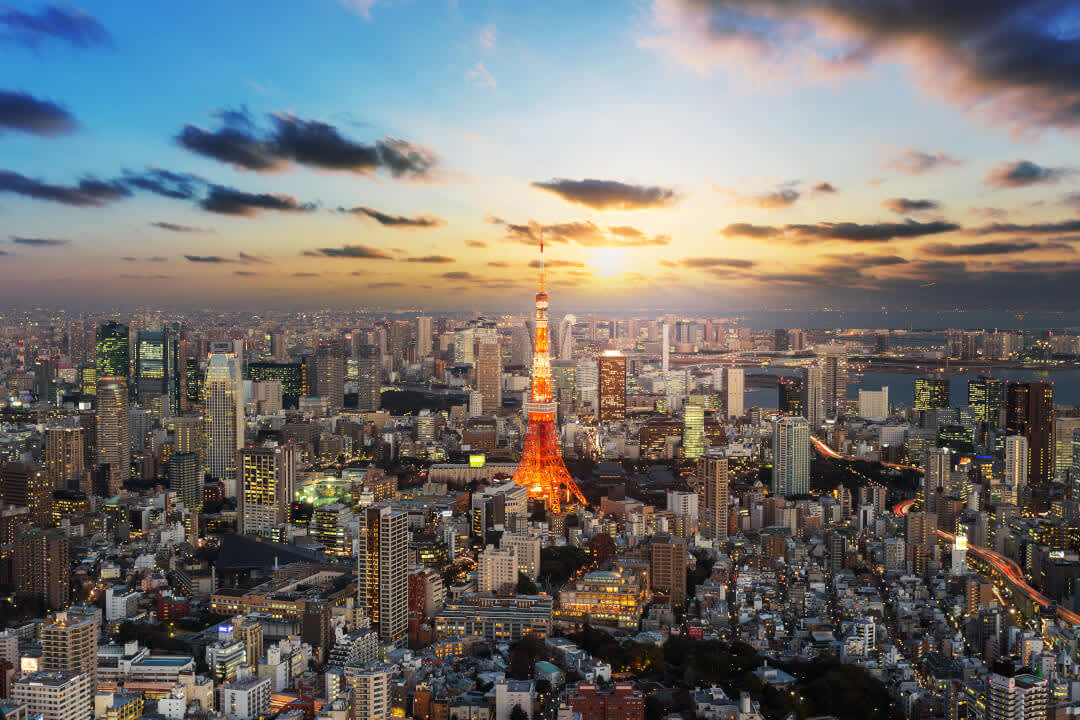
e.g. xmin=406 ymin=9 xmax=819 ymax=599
xmin=588 ymin=247 xmax=625 ymax=277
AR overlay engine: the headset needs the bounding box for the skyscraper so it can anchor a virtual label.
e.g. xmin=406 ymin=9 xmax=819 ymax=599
xmin=416 ymin=316 xmax=433 ymax=358
xmin=597 ymin=351 xmax=626 ymax=422
xmin=696 ymin=457 xmax=728 ymax=540
xmin=168 ymin=451 xmax=203 ymax=512
xmin=821 ymin=345 xmax=847 ymax=416
xmin=358 ymin=505 xmax=408 ymax=646
xmin=682 ymin=399 xmax=704 ymax=460
xmin=476 ymin=340 xmax=503 ymax=415
xmin=203 ymin=353 xmax=244 ymax=493
xmin=773 ymin=416 xmax=810 ymax=497
xmin=14 ymin=526 xmax=69 ymax=609
xmin=1005 ymin=435 xmax=1029 ymax=494
xmin=135 ymin=327 xmax=182 ymax=414
xmin=557 ymin=315 xmax=576 ymax=360
xmin=354 ymin=344 xmax=381 ymax=411
xmin=44 ymin=426 xmax=84 ymax=491
xmin=315 ymin=339 xmax=345 ymax=416
xmin=724 ymin=367 xmax=744 ymax=419
xmin=41 ymin=607 xmax=99 ymax=690
xmin=1006 ymin=381 xmax=1054 ymax=488
xmin=96 ymin=377 xmax=130 ymax=491
xmin=778 ymin=376 xmax=805 ymax=417
xmin=238 ymin=444 xmax=297 ymax=537
xmin=1 ymin=462 xmax=52 ymax=526
xmin=661 ymin=322 xmax=671 ymax=373
xmin=914 ymin=376 xmax=951 ymax=411
xmin=95 ymin=321 xmax=129 ymax=379
xmin=802 ymin=364 xmax=824 ymax=428
xmin=968 ymin=376 xmax=1005 ymax=426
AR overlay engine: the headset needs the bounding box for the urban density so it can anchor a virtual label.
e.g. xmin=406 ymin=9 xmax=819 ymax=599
xmin=5 ymin=2 xmax=1080 ymax=720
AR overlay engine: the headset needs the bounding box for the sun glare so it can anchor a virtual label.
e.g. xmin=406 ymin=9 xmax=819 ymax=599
xmin=589 ymin=247 xmax=624 ymax=277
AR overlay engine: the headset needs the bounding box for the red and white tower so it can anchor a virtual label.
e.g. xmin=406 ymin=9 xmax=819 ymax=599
xmin=512 ymin=241 xmax=587 ymax=513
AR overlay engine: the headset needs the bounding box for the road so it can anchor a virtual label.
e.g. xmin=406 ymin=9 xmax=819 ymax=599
xmin=811 ymin=435 xmax=1080 ymax=627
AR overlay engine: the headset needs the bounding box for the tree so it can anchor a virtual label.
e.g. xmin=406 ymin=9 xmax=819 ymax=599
xmin=509 ymin=635 xmax=545 ymax=680
xmin=510 ymin=705 xmax=529 ymax=720
xmin=517 ymin=572 xmax=539 ymax=595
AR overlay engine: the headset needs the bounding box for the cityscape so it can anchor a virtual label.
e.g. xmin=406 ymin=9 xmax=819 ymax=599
xmin=4 ymin=2 xmax=1080 ymax=720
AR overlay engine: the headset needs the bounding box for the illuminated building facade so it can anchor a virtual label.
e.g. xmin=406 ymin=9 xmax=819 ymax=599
xmin=1006 ymin=381 xmax=1054 ymax=489
xmin=237 ymin=444 xmax=297 ymax=537
xmin=95 ymin=321 xmax=129 ymax=379
xmin=556 ymin=569 xmax=644 ymax=629
xmin=96 ymin=377 xmax=131 ymax=490
xmin=358 ymin=505 xmax=408 ymax=646
xmin=203 ymin=353 xmax=244 ymax=491
xmin=914 ymin=376 xmax=950 ymax=411
xmin=598 ymin=351 xmax=626 ymax=422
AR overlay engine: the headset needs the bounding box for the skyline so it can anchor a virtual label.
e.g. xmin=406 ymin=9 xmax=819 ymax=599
xmin=4 ymin=1 xmax=1080 ymax=311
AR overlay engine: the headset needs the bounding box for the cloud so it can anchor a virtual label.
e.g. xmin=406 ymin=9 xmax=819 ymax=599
xmin=441 ymin=271 xmax=476 ymax=280
xmin=812 ymin=182 xmax=837 ymax=194
xmin=493 ymin=217 xmax=671 ymax=247
xmin=972 ymin=220 xmax=1080 ymax=235
xmin=150 ymin=222 xmax=212 ymax=233
xmin=885 ymin=148 xmax=963 ymax=175
xmin=465 ymin=62 xmax=496 ymax=89
xmin=721 ymin=218 xmax=960 ymax=243
xmin=177 ymin=109 xmax=439 ymax=179
xmin=641 ymin=1 xmax=1080 ymax=131
xmin=119 ymin=273 xmax=173 ymax=280
xmin=969 ymin=206 xmax=1008 ymax=219
xmin=339 ymin=0 xmax=380 ymax=19
xmin=121 ymin=256 xmax=136 ymax=262
xmin=405 ymin=255 xmax=455 ymax=263
xmin=882 ymin=197 xmax=941 ymax=214
xmin=10 ymin=236 xmax=68 ymax=246
xmin=480 ymin=23 xmax=497 ymax=48
xmin=0 ymin=4 xmax=111 ymax=49
xmin=985 ymin=160 xmax=1075 ymax=188
xmin=921 ymin=240 xmax=1046 ymax=256
xmin=339 ymin=205 xmax=446 ymax=227
xmin=307 ymin=245 xmax=394 ymax=259
xmin=184 ymin=255 xmax=235 ymax=263
xmin=532 ymin=178 xmax=677 ymax=210
xmin=832 ymin=253 xmax=910 ymax=268
xmin=528 ymin=259 xmax=586 ymax=269
xmin=292 ymin=272 xmax=320 ymax=277
xmin=487 ymin=261 xmax=510 ymax=268
xmin=0 ymin=90 xmax=77 ymax=136
xmin=238 ymin=251 xmax=270 ymax=264
xmin=199 ymin=185 xmax=316 ymax=216
xmin=371 ymin=281 xmax=405 ymax=288
xmin=233 ymin=271 xmax=260 ymax=277
xmin=680 ymin=257 xmax=757 ymax=269
xmin=123 ymin=168 xmax=206 ymax=200
xmin=0 ymin=169 xmax=130 ymax=206
xmin=745 ymin=187 xmax=799 ymax=209
xmin=466 ymin=240 xmax=487 ymax=248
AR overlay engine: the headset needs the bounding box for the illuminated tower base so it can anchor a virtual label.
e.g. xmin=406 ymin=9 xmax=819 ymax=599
xmin=513 ymin=401 xmax=585 ymax=514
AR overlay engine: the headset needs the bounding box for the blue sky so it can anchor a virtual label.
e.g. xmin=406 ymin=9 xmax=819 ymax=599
xmin=3 ymin=0 xmax=1080 ymax=311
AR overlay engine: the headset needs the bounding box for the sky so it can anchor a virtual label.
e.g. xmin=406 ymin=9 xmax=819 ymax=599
xmin=4 ymin=0 xmax=1080 ymax=313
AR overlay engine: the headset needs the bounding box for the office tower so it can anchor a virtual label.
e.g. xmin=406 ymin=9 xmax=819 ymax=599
xmin=512 ymin=247 xmax=587 ymax=514
xmin=416 ymin=316 xmax=433 ymax=359
xmin=1 ymin=462 xmax=52 ymax=525
xmin=802 ymin=364 xmax=824 ymax=428
xmin=14 ymin=671 xmax=92 ymax=720
xmin=345 ymin=664 xmax=394 ymax=720
xmin=269 ymin=330 xmax=287 ymax=360
xmin=171 ymin=413 xmax=205 ymax=458
xmin=557 ymin=315 xmax=576 ymax=360
xmin=476 ymin=341 xmax=503 ymax=414
xmin=922 ymin=448 xmax=951 ymax=513
xmin=135 ymin=328 xmax=181 ymax=413
xmin=355 ymin=344 xmax=381 ymax=411
xmin=44 ymin=426 xmax=84 ymax=491
xmin=1006 ymin=382 xmax=1054 ymax=488
xmin=724 ymin=366 xmax=744 ymax=419
xmin=1005 ymin=435 xmax=1029 ymax=492
xmin=773 ymin=416 xmax=810 ymax=497
xmin=315 ymin=339 xmax=345 ymax=415
xmin=500 ymin=531 xmax=541 ymax=579
xmin=96 ymin=377 xmax=131 ymax=491
xmin=41 ymin=608 xmax=99 ymax=689
xmin=575 ymin=359 xmax=598 ymax=411
xmin=988 ymin=662 xmax=1048 ymax=720
xmin=968 ymin=376 xmax=1006 ymax=426
xmin=510 ymin=325 xmax=532 ymax=368
xmin=906 ymin=511 xmax=937 ymax=546
xmin=453 ymin=327 xmax=476 ymax=365
xmin=682 ymin=399 xmax=704 ymax=459
xmin=649 ymin=534 xmax=688 ymax=606
xmin=33 ymin=356 xmax=56 ymax=405
xmin=184 ymin=355 xmax=203 ymax=407
xmin=477 ymin=545 xmax=517 ymax=595
xmin=661 ymin=322 xmax=670 ymax=372
xmin=203 ymin=353 xmax=244 ymax=492
xmin=914 ymin=376 xmax=951 ymax=411
xmin=245 ymin=362 xmax=303 ymax=409
xmin=778 ymin=376 xmax=804 ymax=416
xmin=358 ymin=505 xmax=408 ymax=646
xmin=597 ymin=351 xmax=627 ymax=422
xmin=95 ymin=321 xmax=129 ymax=379
xmin=169 ymin=451 xmax=203 ymax=512
xmin=551 ymin=360 xmax=577 ymax=416
xmin=858 ymin=386 xmax=889 ymax=421
xmin=773 ymin=328 xmax=789 ymax=351
xmin=14 ymin=526 xmax=69 ymax=609
xmin=820 ymin=345 xmax=847 ymax=415
xmin=696 ymin=457 xmax=729 ymax=540
xmin=238 ymin=444 xmax=297 ymax=537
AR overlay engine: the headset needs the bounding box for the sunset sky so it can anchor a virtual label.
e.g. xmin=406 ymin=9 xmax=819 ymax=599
xmin=4 ymin=0 xmax=1080 ymax=312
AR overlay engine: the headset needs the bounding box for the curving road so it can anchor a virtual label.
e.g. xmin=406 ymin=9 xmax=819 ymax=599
xmin=811 ymin=435 xmax=1080 ymax=627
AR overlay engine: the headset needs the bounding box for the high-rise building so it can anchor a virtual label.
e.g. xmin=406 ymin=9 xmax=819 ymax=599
xmin=14 ymin=526 xmax=69 ymax=609
xmin=2 ymin=461 xmax=53 ymax=525
xmin=988 ymin=662 xmax=1048 ymax=720
xmin=345 ymin=663 xmax=394 ymax=720
xmin=245 ymin=362 xmax=303 ymax=409
xmin=597 ymin=351 xmax=626 ymax=422
xmin=724 ymin=367 xmax=744 ymax=419
xmin=477 ymin=545 xmax=517 ymax=595
xmin=778 ymin=376 xmax=804 ymax=417
xmin=1006 ymin=381 xmax=1054 ymax=488
xmin=44 ymin=426 xmax=85 ymax=491
xmin=696 ymin=457 xmax=728 ymax=540
xmin=135 ymin=328 xmax=182 ymax=413
xmin=41 ymin=607 xmax=99 ymax=690
xmin=14 ymin=671 xmax=92 ymax=720
xmin=358 ymin=505 xmax=408 ymax=646
xmin=203 ymin=353 xmax=244 ymax=493
xmin=557 ymin=315 xmax=576 ymax=361
xmin=858 ymin=386 xmax=889 ymax=421
xmin=238 ymin=444 xmax=297 ymax=537
xmin=661 ymin=323 xmax=670 ymax=372
xmin=802 ymin=364 xmax=824 ymax=428
xmin=968 ymin=376 xmax=1005 ymax=426
xmin=773 ymin=416 xmax=810 ymax=497
xmin=95 ymin=321 xmax=129 ymax=379
xmin=315 ymin=339 xmax=345 ymax=415
xmin=476 ymin=340 xmax=503 ymax=415
xmin=269 ymin=330 xmax=287 ymax=361
xmin=914 ymin=376 xmax=950 ymax=411
xmin=96 ymin=377 xmax=130 ymax=491
xmin=649 ymin=534 xmax=687 ymax=606
xmin=1005 ymin=435 xmax=1029 ymax=492
xmin=354 ymin=344 xmax=381 ymax=411
xmin=682 ymin=399 xmax=704 ymax=459
xmin=168 ymin=451 xmax=203 ymax=512
xmin=416 ymin=316 xmax=433 ymax=358
xmin=821 ymin=345 xmax=847 ymax=416
xmin=500 ymin=531 xmax=541 ymax=579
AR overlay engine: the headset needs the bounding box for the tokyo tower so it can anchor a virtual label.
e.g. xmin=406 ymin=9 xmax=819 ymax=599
xmin=512 ymin=241 xmax=587 ymax=513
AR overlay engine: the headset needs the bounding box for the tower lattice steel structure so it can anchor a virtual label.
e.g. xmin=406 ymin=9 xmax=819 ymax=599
xmin=512 ymin=242 xmax=587 ymax=513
